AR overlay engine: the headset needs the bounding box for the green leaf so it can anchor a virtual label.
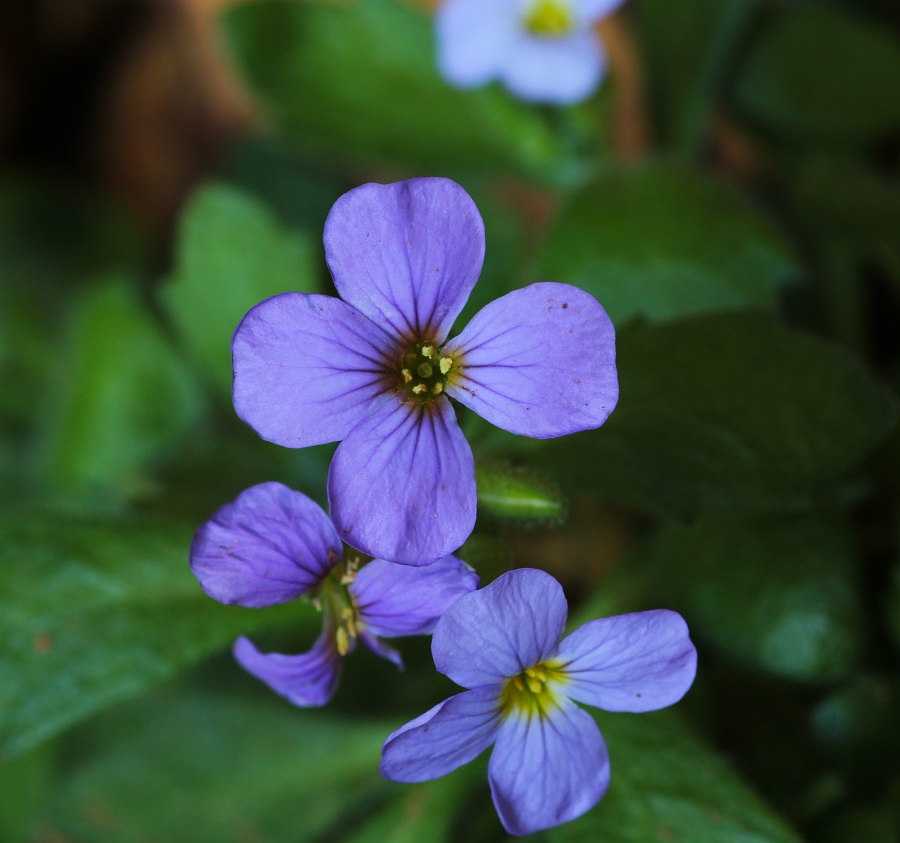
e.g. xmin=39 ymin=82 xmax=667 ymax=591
xmin=0 ymin=513 xmax=307 ymax=763
xmin=638 ymin=0 xmax=756 ymax=153
xmin=535 ymin=313 xmax=898 ymax=518
xmin=732 ymin=4 xmax=900 ymax=146
xmin=161 ymin=183 xmax=318 ymax=394
xmin=35 ymin=280 xmax=204 ymax=501
xmin=548 ymin=710 xmax=802 ymax=842
xmin=40 ymin=691 xmax=394 ymax=843
xmin=537 ymin=163 xmax=797 ymax=325
xmin=476 ymin=461 xmax=565 ymax=525
xmin=811 ymin=675 xmax=900 ymax=787
xmin=224 ymin=0 xmax=574 ymax=180
xmin=645 ymin=512 xmax=864 ymax=682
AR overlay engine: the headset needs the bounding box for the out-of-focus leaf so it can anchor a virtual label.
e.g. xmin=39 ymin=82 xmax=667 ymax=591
xmin=732 ymin=4 xmax=900 ymax=146
xmin=810 ymin=806 xmax=900 ymax=843
xmin=638 ymin=0 xmax=756 ymax=152
xmin=224 ymin=0 xmax=576 ymax=180
xmin=341 ymin=775 xmax=474 ymax=843
xmin=161 ymin=183 xmax=317 ymax=394
xmin=476 ymin=461 xmax=565 ymax=525
xmin=645 ymin=512 xmax=864 ymax=682
xmin=811 ymin=675 xmax=900 ymax=787
xmin=885 ymin=563 xmax=900 ymax=657
xmin=548 ymin=710 xmax=803 ymax=842
xmin=0 ymin=177 xmax=142 ymax=289
xmin=0 ymin=745 xmax=53 ymax=841
xmin=534 ymin=313 xmax=898 ymax=518
xmin=791 ymin=156 xmax=900 ymax=246
xmin=41 ymin=691 xmax=393 ymax=843
xmin=0 ymin=513 xmax=308 ymax=763
xmin=35 ymin=279 xmax=204 ymax=500
xmin=537 ymin=163 xmax=797 ymax=324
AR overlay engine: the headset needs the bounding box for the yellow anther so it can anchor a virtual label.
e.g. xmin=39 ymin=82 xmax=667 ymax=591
xmin=421 ymin=345 xmax=434 ymax=358
xmin=524 ymin=0 xmax=573 ymax=37
xmin=412 ymin=383 xmax=427 ymax=395
xmin=512 ymin=675 xmax=526 ymax=692
xmin=432 ymin=382 xmax=444 ymax=396
xmin=439 ymin=357 xmax=452 ymax=375
xmin=336 ymin=627 xmax=350 ymax=656
xmin=401 ymin=369 xmax=413 ymax=383
xmin=417 ymin=362 xmax=434 ymax=378
xmin=526 ymin=675 xmax=544 ymax=694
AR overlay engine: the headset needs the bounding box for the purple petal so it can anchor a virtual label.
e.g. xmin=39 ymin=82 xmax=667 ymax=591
xmin=328 ymin=395 xmax=476 ymax=566
xmin=233 ymin=633 xmax=342 ymax=707
xmin=489 ymin=698 xmax=610 ymax=835
xmin=189 ymin=482 xmax=341 ymax=607
xmin=432 ymin=568 xmax=567 ymax=688
xmin=499 ymin=32 xmax=605 ymax=105
xmin=445 ymin=282 xmax=618 ymax=438
xmin=351 ymin=555 xmax=479 ymax=637
xmin=323 ymin=179 xmax=485 ymax=342
xmin=380 ymin=687 xmax=503 ymax=783
xmin=556 ymin=610 xmax=698 ymax=713
xmin=232 ymin=292 xmax=394 ymax=448
xmin=360 ymin=629 xmax=404 ymax=669
xmin=436 ymin=0 xmax=519 ymax=87
xmin=575 ymin=0 xmax=627 ymax=20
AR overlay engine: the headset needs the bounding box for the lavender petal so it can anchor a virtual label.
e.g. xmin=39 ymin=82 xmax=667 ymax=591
xmin=445 ymin=282 xmax=618 ymax=438
xmin=189 ymin=482 xmax=341 ymax=607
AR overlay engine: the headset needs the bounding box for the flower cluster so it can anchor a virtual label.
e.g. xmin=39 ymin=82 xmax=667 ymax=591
xmin=190 ymin=177 xmax=696 ymax=834
xmin=436 ymin=0 xmax=625 ymax=104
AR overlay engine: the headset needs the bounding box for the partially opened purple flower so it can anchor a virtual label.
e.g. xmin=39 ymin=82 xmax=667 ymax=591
xmin=380 ymin=568 xmax=697 ymax=836
xmin=233 ymin=178 xmax=618 ymax=566
xmin=190 ymin=482 xmax=479 ymax=706
xmin=436 ymin=0 xmax=626 ymax=104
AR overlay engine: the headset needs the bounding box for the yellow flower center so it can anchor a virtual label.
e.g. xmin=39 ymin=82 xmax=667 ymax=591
xmin=499 ymin=660 xmax=568 ymax=720
xmin=523 ymin=0 xmax=574 ymax=37
xmin=398 ymin=341 xmax=455 ymax=401
xmin=318 ymin=564 xmax=362 ymax=656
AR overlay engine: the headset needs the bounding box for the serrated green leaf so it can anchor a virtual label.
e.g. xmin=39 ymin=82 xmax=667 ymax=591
xmin=40 ymin=690 xmax=394 ymax=843
xmin=224 ymin=0 xmax=575 ymax=180
xmin=646 ymin=512 xmax=864 ymax=682
xmin=549 ymin=710 xmax=802 ymax=843
xmin=0 ymin=513 xmax=308 ymax=762
xmin=732 ymin=5 xmax=900 ymax=146
xmin=35 ymin=280 xmax=204 ymax=501
xmin=537 ymin=163 xmax=797 ymax=324
xmin=535 ymin=313 xmax=898 ymax=518
xmin=161 ymin=183 xmax=318 ymax=394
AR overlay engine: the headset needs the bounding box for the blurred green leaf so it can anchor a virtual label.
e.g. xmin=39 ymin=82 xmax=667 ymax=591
xmin=646 ymin=512 xmax=864 ymax=682
xmin=342 ymin=775 xmax=474 ymax=843
xmin=0 ymin=513 xmax=307 ymax=763
xmin=885 ymin=563 xmax=900 ymax=656
xmin=35 ymin=279 xmax=204 ymax=501
xmin=638 ymin=0 xmax=756 ymax=152
xmin=41 ymin=690 xmax=393 ymax=843
xmin=476 ymin=461 xmax=565 ymax=525
xmin=733 ymin=4 xmax=900 ymax=146
xmin=549 ymin=710 xmax=802 ymax=842
xmin=225 ymin=0 xmax=575 ymax=180
xmin=535 ymin=313 xmax=898 ymax=517
xmin=537 ymin=163 xmax=797 ymax=324
xmin=162 ymin=183 xmax=318 ymax=394
xmin=811 ymin=675 xmax=900 ymax=787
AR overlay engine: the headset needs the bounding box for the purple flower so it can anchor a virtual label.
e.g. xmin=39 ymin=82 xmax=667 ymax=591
xmin=436 ymin=0 xmax=625 ymax=104
xmin=380 ymin=568 xmax=697 ymax=836
xmin=190 ymin=481 xmax=479 ymax=706
xmin=233 ymin=178 xmax=618 ymax=566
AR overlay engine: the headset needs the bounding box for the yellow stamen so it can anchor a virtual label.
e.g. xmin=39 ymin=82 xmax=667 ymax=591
xmin=439 ymin=357 xmax=452 ymax=375
xmin=412 ymin=383 xmax=427 ymax=395
xmin=401 ymin=368 xmax=413 ymax=383
xmin=523 ymin=0 xmax=573 ymax=37
xmin=421 ymin=345 xmax=434 ymax=358
xmin=336 ymin=627 xmax=350 ymax=656
xmin=432 ymin=382 xmax=443 ymax=396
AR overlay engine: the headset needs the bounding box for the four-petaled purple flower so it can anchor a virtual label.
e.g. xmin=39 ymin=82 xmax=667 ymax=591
xmin=380 ymin=568 xmax=697 ymax=836
xmin=189 ymin=482 xmax=479 ymax=706
xmin=232 ymin=177 xmax=618 ymax=566
xmin=436 ymin=0 xmax=625 ymax=105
